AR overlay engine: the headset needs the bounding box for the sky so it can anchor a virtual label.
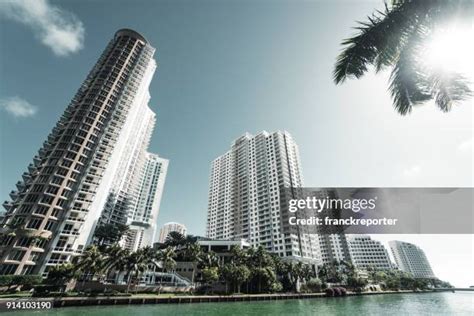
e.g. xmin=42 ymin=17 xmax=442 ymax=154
xmin=0 ymin=0 xmax=473 ymax=286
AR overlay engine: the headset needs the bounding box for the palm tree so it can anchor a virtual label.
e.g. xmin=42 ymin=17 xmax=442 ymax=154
xmin=94 ymin=223 xmax=129 ymax=245
xmin=184 ymin=234 xmax=198 ymax=245
xmin=334 ymin=0 xmax=472 ymax=115
xmin=156 ymin=246 xmax=177 ymax=285
xmin=341 ymin=260 xmax=357 ymax=279
xmin=301 ymin=264 xmax=315 ymax=282
xmin=317 ymin=264 xmax=329 ymax=283
xmin=199 ymin=250 xmax=219 ymax=269
xmin=249 ymin=247 xmax=276 ymax=293
xmin=183 ymin=243 xmax=202 ymax=284
xmin=230 ymin=245 xmax=248 ymax=265
xmin=45 ymin=263 xmax=78 ymax=292
xmin=221 ymin=264 xmax=251 ymax=294
xmin=124 ymin=246 xmax=156 ymax=293
xmin=164 ymin=231 xmax=186 ymax=248
xmin=283 ymin=261 xmax=299 ymax=292
xmin=73 ymin=245 xmax=105 ymax=284
xmin=102 ymin=244 xmax=130 ymax=283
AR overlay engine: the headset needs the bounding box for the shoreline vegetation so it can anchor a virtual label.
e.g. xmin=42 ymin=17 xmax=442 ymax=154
xmin=0 ymin=231 xmax=453 ymax=305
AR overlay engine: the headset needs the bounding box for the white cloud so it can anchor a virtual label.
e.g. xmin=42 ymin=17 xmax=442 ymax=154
xmin=0 ymin=97 xmax=37 ymax=118
xmin=457 ymin=138 xmax=472 ymax=152
xmin=402 ymin=165 xmax=421 ymax=177
xmin=0 ymin=0 xmax=84 ymax=56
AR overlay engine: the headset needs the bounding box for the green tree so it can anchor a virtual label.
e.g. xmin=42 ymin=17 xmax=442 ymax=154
xmin=301 ymin=264 xmax=316 ymax=282
xmin=372 ymin=271 xmax=388 ymax=284
xmin=334 ymin=0 xmax=473 ymax=114
xmin=0 ymin=275 xmax=42 ymax=292
xmin=73 ymin=245 xmax=105 ymax=283
xmin=230 ymin=245 xmax=248 ymax=265
xmin=94 ymin=223 xmax=129 ymax=245
xmin=248 ymin=246 xmax=276 ymax=293
xmin=221 ymin=264 xmax=251 ymax=293
xmin=305 ymin=278 xmax=323 ymax=292
xmin=102 ymin=244 xmax=131 ymax=282
xmin=199 ymin=251 xmax=219 ymax=269
xmin=164 ymin=231 xmax=186 ymax=248
xmin=124 ymin=246 xmax=157 ymax=293
xmin=347 ymin=276 xmax=368 ymax=291
xmin=183 ymin=243 xmax=202 ymax=284
xmin=201 ymin=267 xmax=219 ymax=293
xmin=46 ymin=264 xmax=78 ymax=290
xmin=157 ymin=245 xmax=177 ymax=283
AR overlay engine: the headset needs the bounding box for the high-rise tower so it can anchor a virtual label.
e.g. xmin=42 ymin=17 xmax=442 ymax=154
xmin=123 ymin=153 xmax=168 ymax=251
xmin=0 ymin=29 xmax=166 ymax=276
xmin=206 ymin=131 xmax=322 ymax=263
xmin=389 ymin=241 xmax=435 ymax=278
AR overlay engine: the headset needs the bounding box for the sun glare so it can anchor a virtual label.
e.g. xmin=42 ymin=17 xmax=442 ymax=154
xmin=423 ymin=23 xmax=474 ymax=80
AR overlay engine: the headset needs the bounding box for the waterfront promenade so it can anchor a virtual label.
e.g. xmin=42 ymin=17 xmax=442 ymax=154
xmin=0 ymin=290 xmax=437 ymax=309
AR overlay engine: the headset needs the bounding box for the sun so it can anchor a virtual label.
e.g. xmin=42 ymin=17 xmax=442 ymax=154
xmin=423 ymin=22 xmax=474 ymax=80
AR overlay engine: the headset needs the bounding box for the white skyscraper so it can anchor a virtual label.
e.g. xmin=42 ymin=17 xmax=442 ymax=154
xmin=123 ymin=154 xmax=168 ymax=251
xmin=389 ymin=241 xmax=435 ymax=278
xmin=0 ymin=29 xmax=167 ymax=275
xmin=158 ymin=222 xmax=187 ymax=243
xmin=347 ymin=235 xmax=392 ymax=270
xmin=206 ymin=131 xmax=350 ymax=265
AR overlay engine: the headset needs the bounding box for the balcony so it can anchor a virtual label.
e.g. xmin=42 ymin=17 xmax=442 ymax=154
xmin=9 ymin=190 xmax=18 ymax=200
xmin=66 ymin=216 xmax=85 ymax=223
xmin=33 ymin=155 xmax=41 ymax=166
xmin=3 ymin=200 xmax=13 ymax=211
xmin=52 ymin=246 xmax=75 ymax=253
xmin=15 ymin=181 xmax=25 ymax=191
xmin=15 ymin=228 xmax=52 ymax=239
xmin=27 ymin=163 xmax=36 ymax=173
xmin=22 ymin=172 xmax=32 ymax=182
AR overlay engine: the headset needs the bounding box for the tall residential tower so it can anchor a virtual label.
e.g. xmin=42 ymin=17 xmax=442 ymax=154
xmin=206 ymin=131 xmax=349 ymax=265
xmin=389 ymin=241 xmax=435 ymax=278
xmin=0 ymin=29 xmax=167 ymax=275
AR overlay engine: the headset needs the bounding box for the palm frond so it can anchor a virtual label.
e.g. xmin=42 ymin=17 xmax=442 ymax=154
xmin=427 ymin=72 xmax=472 ymax=112
xmin=334 ymin=1 xmax=417 ymax=84
xmin=389 ymin=30 xmax=431 ymax=115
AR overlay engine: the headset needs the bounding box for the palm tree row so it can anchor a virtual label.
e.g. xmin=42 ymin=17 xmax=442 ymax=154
xmin=71 ymin=244 xmax=177 ymax=292
xmin=161 ymin=232 xmax=317 ymax=294
xmin=50 ymin=232 xmax=449 ymax=294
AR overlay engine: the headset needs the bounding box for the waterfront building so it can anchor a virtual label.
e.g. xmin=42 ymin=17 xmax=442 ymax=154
xmin=347 ymin=235 xmax=392 ymax=270
xmin=158 ymin=222 xmax=187 ymax=243
xmin=0 ymin=29 xmax=166 ymax=275
xmin=389 ymin=241 xmax=435 ymax=278
xmin=174 ymin=238 xmax=250 ymax=281
xmin=205 ymin=131 xmax=350 ymax=265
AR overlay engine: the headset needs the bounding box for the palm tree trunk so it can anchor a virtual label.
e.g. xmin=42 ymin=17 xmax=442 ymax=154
xmin=135 ymin=271 xmax=140 ymax=294
xmin=126 ymin=271 xmax=133 ymax=293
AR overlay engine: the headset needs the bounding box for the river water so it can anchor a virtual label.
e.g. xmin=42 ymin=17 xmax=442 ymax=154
xmin=3 ymin=292 xmax=473 ymax=315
